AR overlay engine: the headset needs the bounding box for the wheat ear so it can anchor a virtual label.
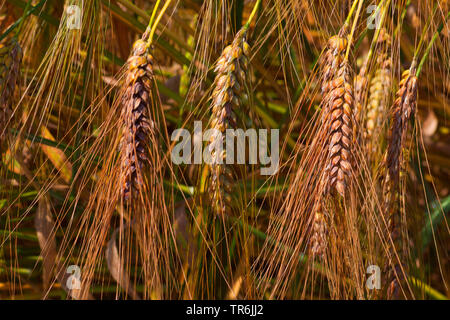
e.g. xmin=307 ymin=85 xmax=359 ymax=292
xmin=384 ymin=67 xmax=418 ymax=299
xmin=119 ymin=39 xmax=155 ymax=200
xmin=311 ymin=34 xmax=350 ymax=256
xmin=320 ymin=35 xmax=348 ymax=126
xmin=353 ymin=66 xmax=367 ymax=127
xmin=310 ymin=203 xmax=327 ymax=258
xmin=365 ymin=45 xmax=392 ymax=155
xmin=0 ymin=38 xmax=22 ymax=148
xmin=323 ymin=59 xmax=354 ymax=198
xmin=208 ymin=28 xmax=249 ymax=215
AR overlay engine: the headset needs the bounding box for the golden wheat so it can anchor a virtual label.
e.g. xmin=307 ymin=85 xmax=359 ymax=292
xmin=208 ymin=28 xmax=249 ymax=215
xmin=323 ymin=60 xmax=354 ymax=198
xmin=383 ymin=67 xmax=418 ymax=299
xmin=353 ymin=69 xmax=367 ymax=127
xmin=365 ymin=44 xmax=392 ymax=155
xmin=320 ymin=35 xmax=348 ymax=126
xmin=310 ymin=203 xmax=327 ymax=257
xmin=119 ymin=39 xmax=155 ymax=200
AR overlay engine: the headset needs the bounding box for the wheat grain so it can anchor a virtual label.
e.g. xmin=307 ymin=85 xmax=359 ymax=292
xmin=208 ymin=28 xmax=249 ymax=215
xmin=119 ymin=39 xmax=155 ymax=200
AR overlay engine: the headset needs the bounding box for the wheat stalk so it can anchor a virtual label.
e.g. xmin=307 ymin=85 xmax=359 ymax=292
xmin=208 ymin=28 xmax=249 ymax=215
xmin=119 ymin=39 xmax=155 ymax=200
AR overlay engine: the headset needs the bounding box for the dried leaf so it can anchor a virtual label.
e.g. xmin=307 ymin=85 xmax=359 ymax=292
xmin=106 ymin=226 xmax=141 ymax=300
xmin=174 ymin=202 xmax=197 ymax=266
xmin=422 ymin=110 xmax=438 ymax=137
xmin=40 ymin=126 xmax=72 ymax=183
xmin=34 ymin=196 xmax=56 ymax=290
xmin=35 ymin=196 xmax=92 ymax=299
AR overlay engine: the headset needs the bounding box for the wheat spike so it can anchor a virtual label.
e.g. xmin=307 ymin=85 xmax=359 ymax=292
xmin=353 ymin=69 xmax=367 ymax=126
xmin=310 ymin=203 xmax=327 ymax=258
xmin=0 ymin=38 xmax=22 ymax=147
xmin=355 ymin=29 xmax=391 ymax=141
xmin=365 ymin=56 xmax=392 ymax=154
xmin=119 ymin=39 xmax=155 ymax=200
xmin=323 ymin=59 xmax=354 ymax=198
xmin=320 ymin=35 xmax=348 ymax=125
xmin=386 ymin=69 xmax=417 ymax=186
xmin=384 ymin=67 xmax=418 ymax=299
xmin=208 ymin=28 xmax=249 ymax=215
xmin=311 ymin=34 xmax=353 ymax=256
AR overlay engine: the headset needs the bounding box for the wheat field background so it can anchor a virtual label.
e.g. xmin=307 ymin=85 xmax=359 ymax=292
xmin=0 ymin=0 xmax=449 ymax=300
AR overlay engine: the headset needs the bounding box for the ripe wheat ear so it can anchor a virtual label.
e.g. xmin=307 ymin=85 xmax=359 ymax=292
xmin=119 ymin=39 xmax=155 ymax=201
xmin=73 ymin=36 xmax=178 ymax=299
xmin=311 ymin=31 xmax=365 ymax=298
xmin=310 ymin=34 xmax=350 ymax=258
xmin=208 ymin=28 xmax=250 ymax=216
xmin=0 ymin=38 xmax=22 ymax=150
xmin=365 ymin=40 xmax=393 ymax=157
xmin=310 ymin=203 xmax=327 ymax=257
xmin=353 ymin=66 xmax=367 ymax=129
xmin=320 ymin=35 xmax=347 ymax=127
xmin=383 ymin=67 xmax=418 ymax=300
xmin=323 ymin=60 xmax=354 ymax=198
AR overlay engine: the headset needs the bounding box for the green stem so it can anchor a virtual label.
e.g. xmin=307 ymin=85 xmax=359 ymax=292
xmin=393 ymin=0 xmax=411 ymax=38
xmin=244 ymin=0 xmax=262 ymax=30
xmin=146 ymin=0 xmax=173 ymax=48
xmin=0 ymin=0 xmax=46 ymax=42
xmin=409 ymin=276 xmax=448 ymax=300
xmin=364 ymin=0 xmax=390 ymax=65
xmin=416 ymin=11 xmax=450 ymax=77
xmin=344 ymin=0 xmax=362 ymax=27
xmin=421 ymin=195 xmax=450 ymax=250
xmin=344 ymin=0 xmax=365 ymax=62
xmin=414 ymin=2 xmax=439 ymax=59
xmin=15 ymin=0 xmax=32 ymax=36
xmin=146 ymin=0 xmax=161 ymax=35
